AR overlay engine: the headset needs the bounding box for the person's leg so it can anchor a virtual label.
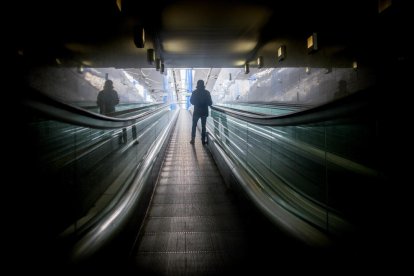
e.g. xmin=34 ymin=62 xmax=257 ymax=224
xmin=191 ymin=114 xmax=199 ymax=143
xmin=201 ymin=116 xmax=207 ymax=143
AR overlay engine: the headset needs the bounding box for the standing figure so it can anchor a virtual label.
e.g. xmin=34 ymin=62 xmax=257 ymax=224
xmin=190 ymin=80 xmax=213 ymax=145
xmin=97 ymin=80 xmax=119 ymax=115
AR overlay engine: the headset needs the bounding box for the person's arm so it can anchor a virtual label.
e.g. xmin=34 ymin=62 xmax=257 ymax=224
xmin=190 ymin=91 xmax=196 ymax=105
xmin=207 ymin=92 xmax=213 ymax=106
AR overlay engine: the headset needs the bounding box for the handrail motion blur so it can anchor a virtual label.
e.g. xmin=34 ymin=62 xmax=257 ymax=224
xmin=22 ymin=87 xmax=169 ymax=129
xmin=212 ymin=87 xmax=378 ymax=126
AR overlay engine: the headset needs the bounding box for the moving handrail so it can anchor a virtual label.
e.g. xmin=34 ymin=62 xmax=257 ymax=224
xmin=20 ymin=88 xmax=178 ymax=267
xmin=206 ymin=88 xmax=381 ymax=247
xmin=67 ymin=109 xmax=179 ymax=264
xmin=211 ymin=87 xmax=377 ymax=126
xmin=111 ymin=103 xmax=165 ymax=117
xmin=207 ymin=134 xmax=333 ymax=247
xmin=222 ymin=101 xmax=312 ymax=109
xmin=22 ymin=88 xmax=169 ymax=129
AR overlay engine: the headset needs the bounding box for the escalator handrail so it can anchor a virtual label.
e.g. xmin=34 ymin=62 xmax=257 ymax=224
xmin=221 ymin=101 xmax=312 ymax=110
xmin=110 ymin=103 xmax=165 ymax=117
xmin=22 ymin=88 xmax=169 ymax=129
xmin=211 ymin=88 xmax=377 ymax=126
xmin=207 ymin=131 xmax=333 ymax=247
xmin=66 ymin=109 xmax=180 ymax=263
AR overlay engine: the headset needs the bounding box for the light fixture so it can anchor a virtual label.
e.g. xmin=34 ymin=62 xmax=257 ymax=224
xmin=77 ymin=64 xmax=84 ymax=74
xmin=244 ymin=62 xmax=250 ymax=74
xmin=116 ymin=0 xmax=122 ymax=12
xmin=278 ymin=45 xmax=286 ymax=61
xmin=378 ymin=0 xmax=392 ymax=13
xmin=133 ymin=26 xmax=145 ymax=48
xmin=257 ymin=56 xmax=264 ymax=68
xmin=155 ymin=58 xmax=161 ymax=71
xmin=352 ymin=61 xmax=358 ymax=70
xmin=147 ymin=49 xmax=155 ymax=64
xmin=307 ymin=33 xmax=318 ymax=53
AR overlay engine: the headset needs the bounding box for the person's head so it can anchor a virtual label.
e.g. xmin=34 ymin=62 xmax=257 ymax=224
xmin=104 ymin=80 xmax=114 ymax=89
xmin=196 ymin=80 xmax=205 ymax=89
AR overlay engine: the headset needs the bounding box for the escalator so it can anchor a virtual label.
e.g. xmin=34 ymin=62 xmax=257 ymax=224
xmin=127 ymin=110 xmax=325 ymax=275
xmin=129 ymin=110 xmax=251 ymax=274
xmin=9 ymin=86 xmax=402 ymax=275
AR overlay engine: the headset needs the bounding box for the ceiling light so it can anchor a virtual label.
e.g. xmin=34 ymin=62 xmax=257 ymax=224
xmin=77 ymin=64 xmax=84 ymax=74
xmin=244 ymin=62 xmax=250 ymax=74
xmin=147 ymin=49 xmax=155 ymax=64
xmin=155 ymin=58 xmax=161 ymax=71
xmin=378 ymin=0 xmax=392 ymax=13
xmin=307 ymin=33 xmax=318 ymax=53
xmin=257 ymin=56 xmax=264 ymax=68
xmin=352 ymin=61 xmax=358 ymax=70
xmin=116 ymin=0 xmax=122 ymax=12
xmin=278 ymin=45 xmax=286 ymax=61
xmin=133 ymin=26 xmax=145 ymax=48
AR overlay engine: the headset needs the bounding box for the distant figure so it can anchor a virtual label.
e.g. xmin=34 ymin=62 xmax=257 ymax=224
xmin=97 ymin=80 xmax=119 ymax=114
xmin=190 ymin=80 xmax=213 ymax=145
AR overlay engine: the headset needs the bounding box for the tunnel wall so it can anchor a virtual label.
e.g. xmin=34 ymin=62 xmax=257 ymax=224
xmin=25 ymin=66 xmax=146 ymax=106
xmin=211 ymin=67 xmax=376 ymax=106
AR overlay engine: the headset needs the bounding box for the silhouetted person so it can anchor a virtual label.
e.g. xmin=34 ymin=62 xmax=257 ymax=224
xmin=97 ymin=80 xmax=119 ymax=114
xmin=190 ymin=80 xmax=212 ymax=145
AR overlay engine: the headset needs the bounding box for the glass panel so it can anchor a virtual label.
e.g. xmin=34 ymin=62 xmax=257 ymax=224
xmin=208 ymin=105 xmax=380 ymax=235
xmin=27 ymin=108 xmax=173 ymax=236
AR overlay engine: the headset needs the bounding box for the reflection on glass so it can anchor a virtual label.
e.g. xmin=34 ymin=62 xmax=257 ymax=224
xmin=26 ymin=108 xmax=173 ymax=238
xmin=209 ymin=104 xmax=379 ymax=236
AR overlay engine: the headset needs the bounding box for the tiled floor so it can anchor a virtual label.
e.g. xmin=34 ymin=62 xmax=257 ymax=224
xmin=130 ymin=110 xmax=249 ymax=275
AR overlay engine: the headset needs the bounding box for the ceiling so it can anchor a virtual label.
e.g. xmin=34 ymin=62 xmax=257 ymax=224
xmin=11 ymin=0 xmax=406 ymax=69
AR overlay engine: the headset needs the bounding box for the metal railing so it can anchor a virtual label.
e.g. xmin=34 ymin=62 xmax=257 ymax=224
xmin=19 ymin=88 xmax=179 ymax=266
xmin=206 ymin=87 xmax=382 ymax=246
